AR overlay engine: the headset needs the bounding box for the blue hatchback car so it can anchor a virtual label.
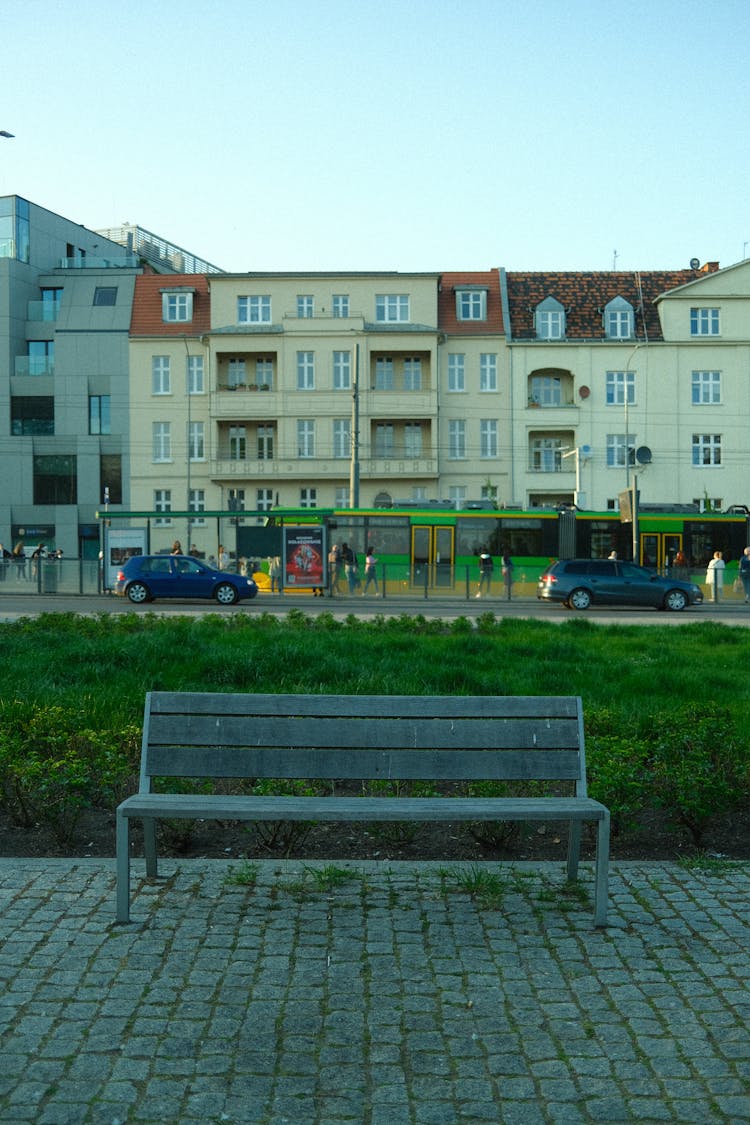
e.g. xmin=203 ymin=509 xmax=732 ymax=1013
xmin=114 ymin=554 xmax=258 ymax=605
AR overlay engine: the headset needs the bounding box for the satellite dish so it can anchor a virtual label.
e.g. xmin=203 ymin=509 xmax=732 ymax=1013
xmin=635 ymin=446 xmax=652 ymax=465
xmin=689 ymin=257 xmax=701 ymax=270
xmin=580 ymin=444 xmax=592 ymax=458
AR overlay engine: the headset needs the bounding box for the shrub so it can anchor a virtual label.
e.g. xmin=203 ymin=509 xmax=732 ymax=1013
xmin=648 ymin=703 xmax=750 ymax=846
xmin=0 ymin=701 xmax=139 ymax=845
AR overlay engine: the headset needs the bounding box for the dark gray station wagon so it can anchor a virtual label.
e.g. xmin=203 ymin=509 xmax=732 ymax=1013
xmin=537 ymin=559 xmax=704 ymax=611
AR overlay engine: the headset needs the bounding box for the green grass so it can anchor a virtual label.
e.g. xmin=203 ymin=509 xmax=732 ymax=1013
xmin=1 ymin=612 xmax=749 ymax=728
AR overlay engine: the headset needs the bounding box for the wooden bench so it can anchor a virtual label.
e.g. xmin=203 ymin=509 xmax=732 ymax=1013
xmin=116 ymin=692 xmax=610 ymax=926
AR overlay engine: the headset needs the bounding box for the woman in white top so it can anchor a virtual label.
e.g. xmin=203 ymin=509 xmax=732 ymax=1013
xmin=705 ymin=550 xmax=725 ymax=602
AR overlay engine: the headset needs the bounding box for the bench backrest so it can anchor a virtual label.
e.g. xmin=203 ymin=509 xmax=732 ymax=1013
xmin=139 ymin=692 xmax=589 ymax=796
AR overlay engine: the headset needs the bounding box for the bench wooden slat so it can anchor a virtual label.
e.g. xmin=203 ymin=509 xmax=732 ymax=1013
xmin=148 ymin=692 xmax=581 ymax=720
xmin=144 ymin=746 xmax=584 ymax=781
xmin=118 ymin=794 xmax=609 ymax=822
xmin=146 ymin=714 xmax=581 ymax=754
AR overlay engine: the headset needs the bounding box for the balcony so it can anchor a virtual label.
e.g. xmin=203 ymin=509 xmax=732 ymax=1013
xmin=14 ymin=356 xmax=55 ymax=376
xmin=209 ymin=456 xmax=437 ymax=480
xmin=27 ymin=300 xmax=60 ymax=322
xmin=58 ymin=255 xmax=139 ymax=269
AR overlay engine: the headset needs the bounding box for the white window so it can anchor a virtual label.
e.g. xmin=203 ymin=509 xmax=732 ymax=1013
xmin=604 ymin=297 xmax=634 ymax=339
xmin=480 ymin=420 xmax=498 ymax=458
xmin=256 ymin=488 xmax=273 ymax=512
xmin=152 ymin=356 xmax=171 ymax=395
xmin=606 ymin=433 xmax=635 ymax=468
xmin=297 ymin=351 xmax=315 ymax=390
xmin=187 ymin=355 xmax=204 ymax=395
xmin=152 ymin=422 xmax=171 ymax=462
xmin=448 ymin=420 xmax=466 ymax=459
xmin=154 ymin=489 xmax=172 ymax=526
xmin=692 ymin=433 xmax=721 ymax=466
xmin=229 ymin=425 xmax=246 ymax=460
xmin=404 ymin=357 xmax=422 ymax=390
xmin=480 ymin=354 xmax=497 ymax=392
xmin=530 ymin=374 xmax=562 ymax=406
xmin=448 ymin=354 xmax=465 ymax=392
xmin=228 ymin=358 xmax=246 ymax=388
xmin=162 ymin=291 xmax=193 ymax=323
xmin=692 ymin=371 xmax=721 ymax=404
xmin=535 ymin=298 xmax=565 ymax=340
xmin=300 ymin=487 xmax=317 ymax=508
xmin=333 ymin=350 xmax=351 ymax=390
xmin=332 ymin=294 xmax=349 ymax=318
xmin=481 ymin=483 xmax=498 ymax=504
xmin=237 ymin=295 xmax=271 ymax=324
xmin=376 ymin=294 xmax=409 ymax=322
xmin=297 ymin=420 xmax=315 ymax=458
xmin=374 ymin=357 xmax=394 ymax=390
xmin=375 ymin=424 xmax=394 ymax=457
xmin=455 ymin=289 xmax=487 ymax=321
xmin=188 ymin=489 xmax=206 ymax=525
xmin=188 ymin=421 xmax=205 ymax=461
xmin=258 ymin=424 xmax=274 ymax=460
xmin=531 ymin=437 xmax=564 ymax=472
xmin=333 ymin=419 xmax=350 ymax=458
xmin=297 ymin=295 xmax=314 ymax=318
xmin=449 ymin=485 xmax=467 ymax=507
xmin=404 ymin=423 xmax=423 ymax=458
xmin=256 ymin=357 xmax=273 ymax=388
xmin=690 ymin=307 xmax=720 ymax=336
xmin=335 ymin=485 xmax=350 ymax=507
xmin=606 ymin=370 xmax=635 ymax=406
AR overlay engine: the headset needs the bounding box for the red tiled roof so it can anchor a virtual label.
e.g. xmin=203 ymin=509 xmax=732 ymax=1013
xmin=130 ymin=273 xmax=211 ymax=336
xmin=504 ymin=267 xmax=719 ymax=341
xmin=439 ymin=271 xmax=504 ymax=335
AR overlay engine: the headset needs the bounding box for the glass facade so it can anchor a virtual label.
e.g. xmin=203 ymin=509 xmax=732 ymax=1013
xmin=0 ymin=196 xmax=30 ymax=262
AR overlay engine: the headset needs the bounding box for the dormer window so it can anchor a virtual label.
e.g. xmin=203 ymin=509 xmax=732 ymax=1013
xmin=161 ymin=288 xmax=194 ymax=323
xmin=455 ymin=287 xmax=487 ymax=321
xmin=535 ymin=297 xmax=565 ymax=340
xmin=604 ymin=296 xmax=634 ymax=339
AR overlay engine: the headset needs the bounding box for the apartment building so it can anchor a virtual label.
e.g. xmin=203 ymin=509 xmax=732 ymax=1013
xmin=127 ymin=259 xmax=750 ymax=555
xmin=129 ymin=272 xmax=451 ymax=551
xmin=502 ymin=261 xmax=750 ymax=513
xmin=0 ymin=196 xmax=227 ymax=561
xmin=0 ymin=195 xmax=140 ymax=558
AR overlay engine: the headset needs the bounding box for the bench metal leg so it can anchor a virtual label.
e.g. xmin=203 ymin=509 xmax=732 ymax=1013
xmin=144 ymin=818 xmax=158 ymax=878
xmin=115 ymin=812 xmax=131 ymax=924
xmin=593 ymin=812 xmax=610 ymax=928
xmin=566 ymin=821 xmax=582 ymax=881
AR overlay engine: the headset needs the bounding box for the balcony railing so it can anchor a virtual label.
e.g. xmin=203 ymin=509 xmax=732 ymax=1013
xmin=58 ymin=255 xmax=139 ymax=269
xmin=27 ymin=300 xmax=60 ymax=322
xmin=14 ymin=356 xmax=54 ymax=376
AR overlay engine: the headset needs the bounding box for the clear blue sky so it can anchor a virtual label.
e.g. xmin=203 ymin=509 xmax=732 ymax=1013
xmin=4 ymin=0 xmax=749 ymax=273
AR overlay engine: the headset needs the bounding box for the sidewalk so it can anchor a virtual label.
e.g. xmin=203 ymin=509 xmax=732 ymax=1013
xmin=1 ymin=857 xmax=748 ymax=1124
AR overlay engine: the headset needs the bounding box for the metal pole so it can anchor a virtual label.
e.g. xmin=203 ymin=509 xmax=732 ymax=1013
xmin=350 ymin=343 xmax=360 ymax=507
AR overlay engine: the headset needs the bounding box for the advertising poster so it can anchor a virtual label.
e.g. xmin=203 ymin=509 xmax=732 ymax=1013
xmin=106 ymin=528 xmax=148 ymax=588
xmin=283 ymin=526 xmax=325 ymax=589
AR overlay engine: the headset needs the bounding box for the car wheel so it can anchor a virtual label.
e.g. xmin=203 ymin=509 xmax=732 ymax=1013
xmin=569 ymin=587 xmax=592 ymax=610
xmin=127 ymin=582 xmax=150 ymax=604
xmin=215 ymin=582 xmax=239 ymax=605
xmin=664 ymin=588 xmax=688 ymax=611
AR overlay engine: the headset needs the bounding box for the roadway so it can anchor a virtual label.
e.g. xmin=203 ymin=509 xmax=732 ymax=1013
xmin=1 ymin=591 xmax=749 ymax=626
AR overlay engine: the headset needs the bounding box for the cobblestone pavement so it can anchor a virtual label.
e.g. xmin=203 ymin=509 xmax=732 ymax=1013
xmin=1 ymin=857 xmax=748 ymax=1124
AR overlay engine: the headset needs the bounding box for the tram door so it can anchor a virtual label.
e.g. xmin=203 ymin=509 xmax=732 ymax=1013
xmin=640 ymin=533 xmax=682 ymax=572
xmin=411 ymin=525 xmax=455 ymax=587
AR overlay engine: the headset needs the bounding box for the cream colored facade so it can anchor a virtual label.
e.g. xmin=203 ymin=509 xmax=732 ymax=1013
xmin=127 ymin=264 xmax=750 ymax=556
xmin=507 ymin=262 xmax=750 ymax=512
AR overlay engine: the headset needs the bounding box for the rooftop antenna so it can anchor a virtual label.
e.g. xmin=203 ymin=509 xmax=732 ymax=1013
xmin=612 ymin=249 xmax=618 ymax=270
